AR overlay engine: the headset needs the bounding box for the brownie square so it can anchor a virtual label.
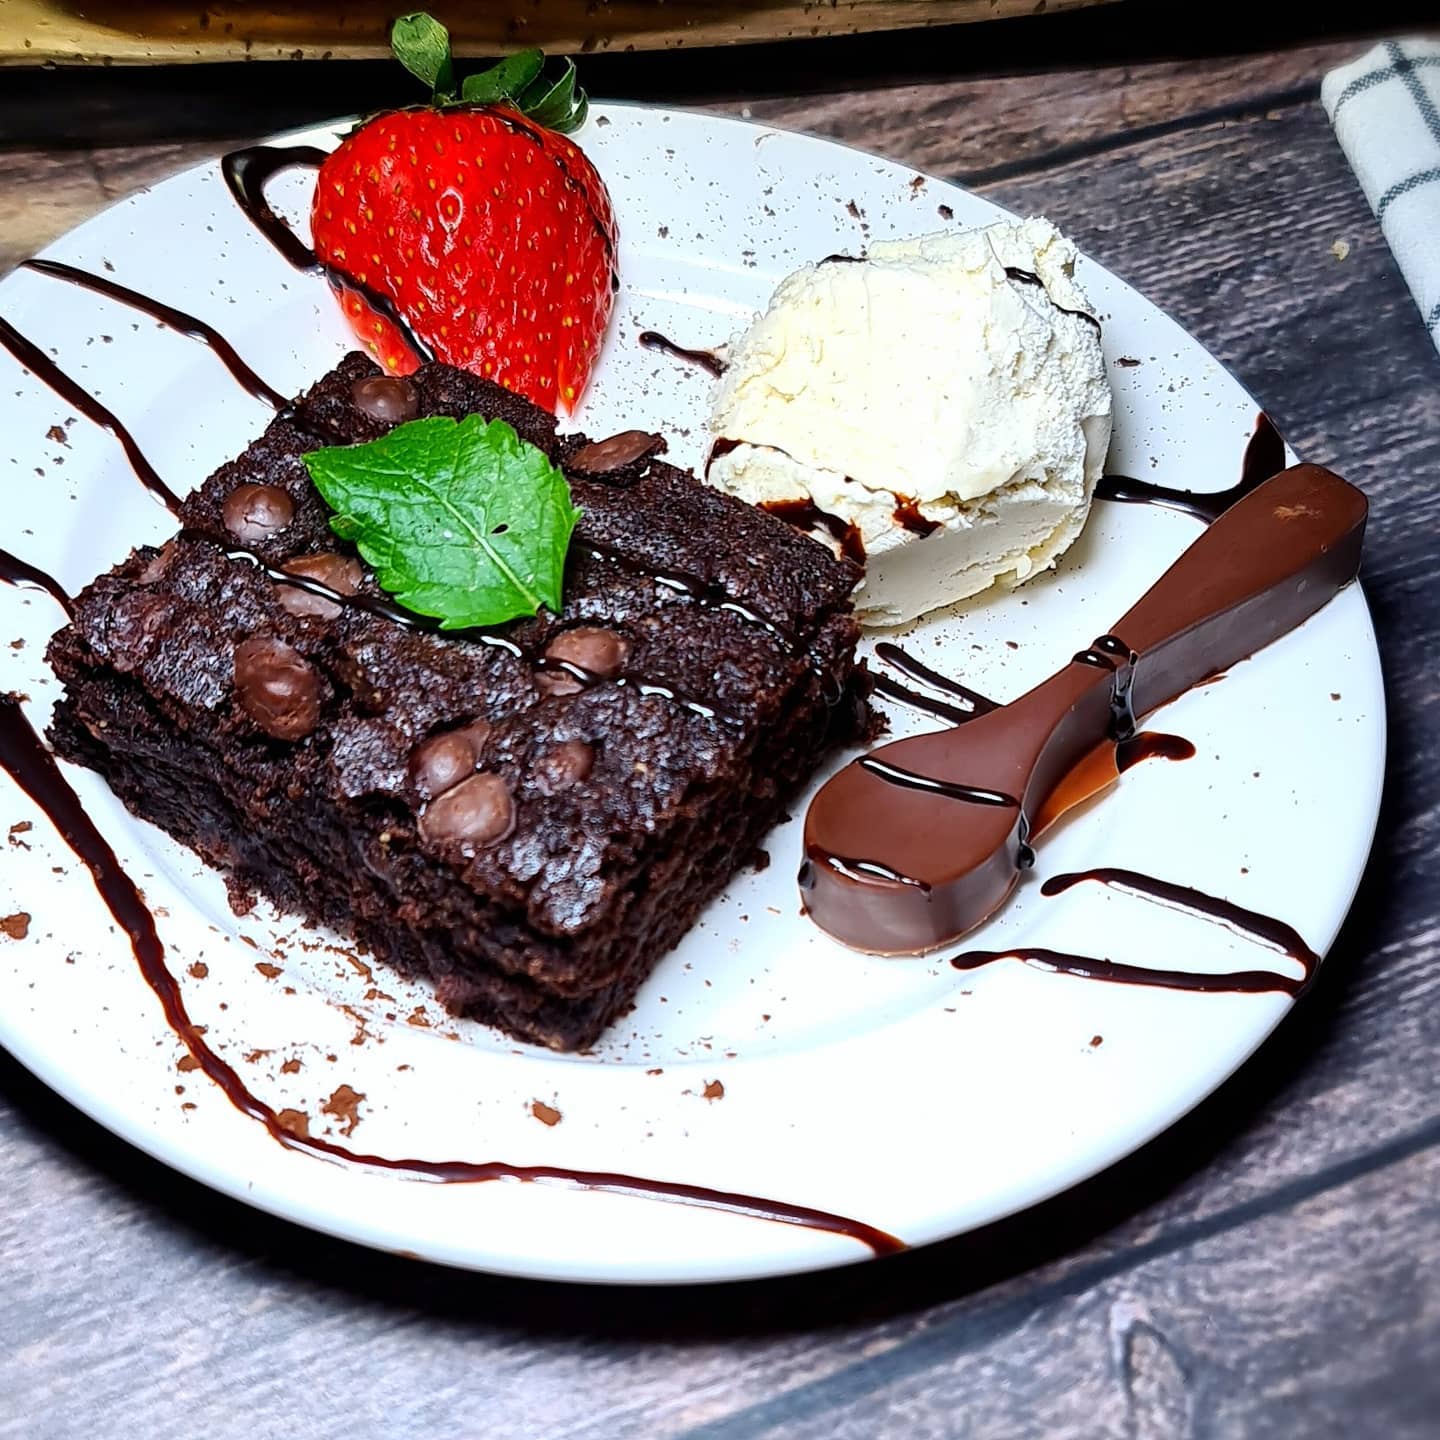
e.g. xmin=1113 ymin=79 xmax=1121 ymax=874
xmin=46 ymin=354 xmax=868 ymax=1049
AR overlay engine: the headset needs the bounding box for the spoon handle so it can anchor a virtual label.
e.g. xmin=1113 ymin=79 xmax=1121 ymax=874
xmin=1113 ymin=464 xmax=1367 ymax=716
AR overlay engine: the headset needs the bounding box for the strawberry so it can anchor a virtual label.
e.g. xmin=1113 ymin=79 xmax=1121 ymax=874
xmin=309 ymin=14 xmax=617 ymax=415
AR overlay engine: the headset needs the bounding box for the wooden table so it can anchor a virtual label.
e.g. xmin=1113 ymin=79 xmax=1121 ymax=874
xmin=3 ymin=6 xmax=1438 ymax=1435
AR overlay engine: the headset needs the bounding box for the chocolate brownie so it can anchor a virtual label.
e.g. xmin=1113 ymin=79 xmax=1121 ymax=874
xmin=46 ymin=353 xmax=868 ymax=1049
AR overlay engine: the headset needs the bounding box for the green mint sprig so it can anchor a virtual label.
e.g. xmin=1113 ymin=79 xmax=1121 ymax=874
xmin=302 ymin=415 xmax=579 ymax=629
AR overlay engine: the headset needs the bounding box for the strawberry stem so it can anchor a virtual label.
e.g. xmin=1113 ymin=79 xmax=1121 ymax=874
xmin=389 ymin=12 xmax=590 ymax=133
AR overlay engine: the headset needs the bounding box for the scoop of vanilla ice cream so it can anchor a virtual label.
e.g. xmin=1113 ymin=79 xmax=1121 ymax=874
xmin=706 ymin=217 xmax=1113 ymax=626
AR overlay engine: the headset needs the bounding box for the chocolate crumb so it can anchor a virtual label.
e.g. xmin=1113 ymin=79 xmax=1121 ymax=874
xmin=1115 ymin=356 xmax=1142 ymax=367
xmin=255 ymin=961 xmax=283 ymax=978
xmin=281 ymin=1057 xmax=302 ymax=1075
xmin=188 ymin=961 xmax=208 ymax=979
xmin=938 ymin=204 xmax=954 ymax=220
xmin=177 ymin=1054 xmax=201 ymax=1072
xmin=0 ymin=912 xmax=30 ymax=940
xmin=1089 ymin=1035 xmax=1103 ymax=1048
xmin=322 ymin=1083 xmax=365 ymax=1137
xmin=276 ymin=1108 xmax=310 ymax=1138
xmin=703 ymin=1079 xmax=725 ymax=1101
xmin=531 ymin=1099 xmax=562 ymax=1126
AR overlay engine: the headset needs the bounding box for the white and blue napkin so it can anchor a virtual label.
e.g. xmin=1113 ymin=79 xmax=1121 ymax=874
xmin=1323 ymin=38 xmax=1440 ymax=355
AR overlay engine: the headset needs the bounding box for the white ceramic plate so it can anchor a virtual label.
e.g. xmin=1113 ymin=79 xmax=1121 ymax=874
xmin=0 ymin=106 xmax=1384 ymax=1284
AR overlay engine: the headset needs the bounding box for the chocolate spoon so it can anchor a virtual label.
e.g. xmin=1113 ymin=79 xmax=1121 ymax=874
xmin=801 ymin=463 xmax=1368 ymax=955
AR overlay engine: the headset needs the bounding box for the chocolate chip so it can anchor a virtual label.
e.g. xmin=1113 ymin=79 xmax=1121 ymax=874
xmin=570 ymin=430 xmax=663 ymax=474
xmin=543 ymin=626 xmax=629 ymax=679
xmin=107 ymin=592 xmax=172 ymax=672
xmin=351 ymin=374 xmax=419 ymax=423
xmin=222 ymin=483 xmax=295 ymax=543
xmin=419 ymin=772 xmax=514 ymax=850
xmin=534 ymin=739 xmax=594 ymax=794
xmin=233 ymin=636 xmax=321 ymax=741
xmin=535 ymin=667 xmax=585 ymax=698
xmin=276 ymin=552 xmax=363 ymax=620
xmin=409 ymin=729 xmax=478 ymax=801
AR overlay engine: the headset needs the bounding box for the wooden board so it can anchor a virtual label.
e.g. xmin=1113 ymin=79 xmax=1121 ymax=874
xmin=0 ymin=0 xmax=1115 ymax=66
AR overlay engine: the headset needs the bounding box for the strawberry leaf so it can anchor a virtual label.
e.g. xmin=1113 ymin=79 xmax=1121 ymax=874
xmin=461 ymin=48 xmax=544 ymax=104
xmin=520 ymin=60 xmax=578 ymax=128
xmin=392 ymin=12 xmax=455 ymax=100
xmin=302 ymin=416 xmax=579 ymax=629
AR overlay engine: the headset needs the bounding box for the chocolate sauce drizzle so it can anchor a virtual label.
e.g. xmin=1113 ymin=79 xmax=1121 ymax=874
xmin=760 ymin=498 xmax=867 ymax=568
xmin=0 ymin=314 xmax=182 ymax=514
xmin=0 ymin=548 xmax=73 ymax=617
xmin=872 ymin=642 xmax=998 ymax=718
xmin=869 ymin=675 xmax=980 ymax=729
xmin=638 ymin=330 xmax=727 ymax=378
xmin=1096 ymin=413 xmax=1286 ymax=523
xmin=892 ymin=498 xmax=941 ymax=538
xmin=1116 ymin=731 xmax=1196 ymax=771
xmin=953 ymin=865 xmax=1318 ymax=997
xmin=221 ymin=145 xmax=437 ymax=369
xmin=1003 ymin=266 xmax=1102 ymax=333
xmin=859 ymin=755 xmax=1017 ymax=809
xmin=20 ymin=259 xmax=288 ymax=410
xmin=0 ymin=288 xmax=808 ymax=732
xmin=0 ymin=692 xmax=900 ymax=1255
xmin=215 ymin=538 xmax=740 ymax=724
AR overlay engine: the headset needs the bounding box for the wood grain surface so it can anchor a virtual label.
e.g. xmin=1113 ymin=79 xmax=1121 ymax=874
xmin=1 ymin=0 xmax=1114 ymax=65
xmin=2 ymin=4 xmax=1439 ymax=1436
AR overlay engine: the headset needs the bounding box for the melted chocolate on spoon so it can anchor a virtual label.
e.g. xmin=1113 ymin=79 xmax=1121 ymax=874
xmin=638 ymin=330 xmax=727 ymax=378
xmin=1096 ymin=412 xmax=1286 ymax=522
xmin=0 ymin=693 xmax=899 ymax=1255
xmin=802 ymin=465 xmax=1367 ymax=954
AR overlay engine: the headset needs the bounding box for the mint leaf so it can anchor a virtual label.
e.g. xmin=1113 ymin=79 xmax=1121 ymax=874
xmin=302 ymin=416 xmax=579 ymax=629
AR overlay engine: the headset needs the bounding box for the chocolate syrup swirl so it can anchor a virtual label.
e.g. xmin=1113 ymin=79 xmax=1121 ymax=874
xmin=1003 ymin=266 xmax=1102 ymax=332
xmin=0 ymin=693 xmax=900 ymax=1255
xmin=638 ymin=330 xmax=727 ymax=378
xmin=0 ymin=549 xmax=73 ymax=617
xmin=1096 ymin=413 xmax=1286 ymax=522
xmin=859 ymin=755 xmax=1017 ymax=809
xmin=953 ymin=865 xmax=1318 ymax=997
xmin=872 ymin=642 xmax=998 ymax=718
xmin=0 ymin=315 xmax=182 ymax=514
xmin=20 ymin=259 xmax=288 ymax=410
xmin=221 ymin=145 xmax=437 ymax=368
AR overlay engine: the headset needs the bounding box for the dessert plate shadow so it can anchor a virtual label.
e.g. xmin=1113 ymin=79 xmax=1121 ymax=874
xmin=0 ymin=105 xmax=1385 ymax=1284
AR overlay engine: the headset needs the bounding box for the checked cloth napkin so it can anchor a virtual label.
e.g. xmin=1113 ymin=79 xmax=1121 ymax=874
xmin=1323 ymin=38 xmax=1440 ymax=356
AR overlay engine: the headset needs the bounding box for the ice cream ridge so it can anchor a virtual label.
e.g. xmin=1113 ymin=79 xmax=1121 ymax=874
xmin=705 ymin=217 xmax=1113 ymax=627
